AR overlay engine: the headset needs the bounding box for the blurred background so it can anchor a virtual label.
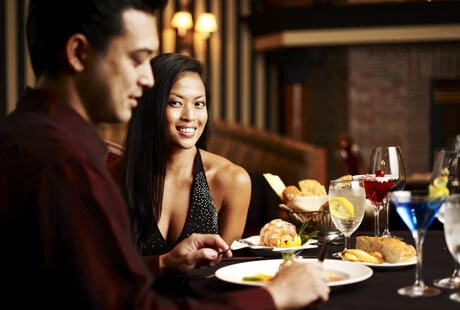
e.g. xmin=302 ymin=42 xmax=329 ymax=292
xmin=1 ymin=0 xmax=460 ymax=182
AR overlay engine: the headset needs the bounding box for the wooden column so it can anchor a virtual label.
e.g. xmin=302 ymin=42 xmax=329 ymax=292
xmin=283 ymin=83 xmax=303 ymax=140
xmin=279 ymin=49 xmax=320 ymax=140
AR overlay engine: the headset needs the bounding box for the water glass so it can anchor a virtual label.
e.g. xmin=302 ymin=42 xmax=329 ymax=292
xmin=328 ymin=179 xmax=366 ymax=257
xmin=443 ymin=194 xmax=460 ymax=302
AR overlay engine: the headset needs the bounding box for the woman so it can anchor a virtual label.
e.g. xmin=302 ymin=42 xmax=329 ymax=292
xmin=119 ymin=53 xmax=251 ymax=255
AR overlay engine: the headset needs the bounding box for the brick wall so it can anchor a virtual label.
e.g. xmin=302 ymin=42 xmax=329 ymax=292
xmin=306 ymin=42 xmax=460 ymax=179
xmin=349 ymin=43 xmax=460 ymax=175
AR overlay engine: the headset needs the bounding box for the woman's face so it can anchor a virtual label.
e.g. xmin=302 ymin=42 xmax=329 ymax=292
xmin=165 ymin=71 xmax=207 ymax=150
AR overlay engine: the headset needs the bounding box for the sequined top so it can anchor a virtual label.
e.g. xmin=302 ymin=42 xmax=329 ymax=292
xmin=142 ymin=149 xmax=219 ymax=255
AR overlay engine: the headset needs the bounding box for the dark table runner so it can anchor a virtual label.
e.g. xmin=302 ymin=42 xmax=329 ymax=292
xmin=181 ymin=230 xmax=459 ymax=309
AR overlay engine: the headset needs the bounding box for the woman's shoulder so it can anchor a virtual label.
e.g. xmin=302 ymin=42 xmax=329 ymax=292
xmin=199 ymin=149 xmax=250 ymax=184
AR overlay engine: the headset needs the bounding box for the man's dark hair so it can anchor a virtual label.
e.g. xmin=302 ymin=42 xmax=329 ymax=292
xmin=26 ymin=0 xmax=167 ymax=78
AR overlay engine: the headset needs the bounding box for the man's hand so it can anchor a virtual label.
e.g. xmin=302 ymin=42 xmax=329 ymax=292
xmin=264 ymin=260 xmax=330 ymax=309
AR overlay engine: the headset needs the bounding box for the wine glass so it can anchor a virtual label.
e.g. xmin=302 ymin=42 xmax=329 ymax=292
xmin=365 ymin=146 xmax=405 ymax=237
xmin=390 ymin=189 xmax=446 ymax=297
xmin=442 ymin=194 xmax=460 ymax=302
xmin=328 ymin=179 xmax=366 ymax=257
xmin=432 ymin=149 xmax=460 ymax=289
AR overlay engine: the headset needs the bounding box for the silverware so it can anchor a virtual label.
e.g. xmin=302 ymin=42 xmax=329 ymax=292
xmin=317 ymin=242 xmax=329 ymax=262
xmin=318 ymin=234 xmax=339 ymax=261
xmin=221 ymin=256 xmax=266 ymax=261
xmin=217 ymin=247 xmax=231 ymax=255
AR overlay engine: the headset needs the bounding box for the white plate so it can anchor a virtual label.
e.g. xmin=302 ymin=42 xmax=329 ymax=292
xmin=359 ymin=257 xmax=416 ymax=269
xmin=215 ymin=258 xmax=373 ymax=287
xmin=231 ymin=235 xmax=318 ymax=253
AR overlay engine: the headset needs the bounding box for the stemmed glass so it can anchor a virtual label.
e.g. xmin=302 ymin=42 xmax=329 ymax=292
xmin=432 ymin=149 xmax=460 ymax=289
xmin=364 ymin=146 xmax=405 ymax=236
xmin=328 ymin=179 xmax=366 ymax=257
xmin=442 ymin=194 xmax=460 ymax=302
xmin=390 ymin=189 xmax=446 ymax=297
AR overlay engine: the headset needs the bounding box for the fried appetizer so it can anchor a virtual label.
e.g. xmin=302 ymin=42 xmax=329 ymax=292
xmin=342 ymin=249 xmax=384 ymax=264
xmin=356 ymin=236 xmax=416 ymax=263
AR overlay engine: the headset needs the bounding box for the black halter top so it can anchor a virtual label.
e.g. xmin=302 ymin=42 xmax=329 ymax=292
xmin=141 ymin=150 xmax=219 ymax=255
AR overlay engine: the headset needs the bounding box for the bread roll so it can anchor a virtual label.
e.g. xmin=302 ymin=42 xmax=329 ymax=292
xmin=356 ymin=236 xmax=416 ymax=263
xmin=260 ymin=219 xmax=297 ymax=247
xmin=282 ymin=185 xmax=302 ymax=202
xmin=298 ymin=179 xmax=327 ymax=196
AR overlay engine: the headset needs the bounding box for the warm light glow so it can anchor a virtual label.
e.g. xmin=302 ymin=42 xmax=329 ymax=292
xmin=195 ymin=13 xmax=217 ymax=39
xmin=171 ymin=11 xmax=193 ymax=37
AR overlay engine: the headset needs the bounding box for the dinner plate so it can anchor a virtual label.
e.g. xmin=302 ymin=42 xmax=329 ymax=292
xmin=359 ymin=257 xmax=416 ymax=269
xmin=231 ymin=235 xmax=318 ymax=255
xmin=215 ymin=258 xmax=373 ymax=287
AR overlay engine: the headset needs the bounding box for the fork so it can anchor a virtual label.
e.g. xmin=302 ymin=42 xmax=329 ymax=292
xmin=317 ymin=242 xmax=329 ymax=262
xmin=217 ymin=247 xmax=231 ymax=256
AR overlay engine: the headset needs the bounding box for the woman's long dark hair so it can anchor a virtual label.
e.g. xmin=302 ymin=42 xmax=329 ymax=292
xmin=121 ymin=53 xmax=210 ymax=250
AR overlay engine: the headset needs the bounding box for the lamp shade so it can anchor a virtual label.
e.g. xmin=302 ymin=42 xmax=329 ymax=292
xmin=195 ymin=13 xmax=217 ymax=34
xmin=171 ymin=11 xmax=193 ymax=37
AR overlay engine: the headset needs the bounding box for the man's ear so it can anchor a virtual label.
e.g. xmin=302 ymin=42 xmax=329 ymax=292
xmin=65 ymin=34 xmax=89 ymax=72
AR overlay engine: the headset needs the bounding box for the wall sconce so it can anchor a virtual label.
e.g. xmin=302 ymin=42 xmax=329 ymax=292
xmin=195 ymin=13 xmax=217 ymax=39
xmin=171 ymin=11 xmax=193 ymax=37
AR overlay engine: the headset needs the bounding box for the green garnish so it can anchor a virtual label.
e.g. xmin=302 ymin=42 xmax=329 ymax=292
xmin=297 ymin=221 xmax=319 ymax=244
xmin=242 ymin=276 xmax=263 ymax=282
xmin=300 ymin=230 xmax=319 ymax=244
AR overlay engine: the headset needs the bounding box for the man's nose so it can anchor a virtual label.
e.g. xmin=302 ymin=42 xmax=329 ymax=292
xmin=140 ymin=66 xmax=155 ymax=88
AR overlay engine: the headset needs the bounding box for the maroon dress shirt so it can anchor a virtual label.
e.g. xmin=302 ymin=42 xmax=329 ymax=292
xmin=0 ymin=87 xmax=274 ymax=309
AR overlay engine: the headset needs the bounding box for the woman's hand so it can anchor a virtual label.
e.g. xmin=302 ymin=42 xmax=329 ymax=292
xmin=159 ymin=233 xmax=232 ymax=273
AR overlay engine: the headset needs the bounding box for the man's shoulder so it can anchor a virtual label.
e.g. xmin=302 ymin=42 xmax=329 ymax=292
xmin=0 ymin=117 xmax=87 ymax=168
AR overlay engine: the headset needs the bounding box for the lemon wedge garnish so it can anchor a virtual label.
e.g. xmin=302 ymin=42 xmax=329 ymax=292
xmin=278 ymin=234 xmax=302 ymax=248
xmin=428 ymin=184 xmax=449 ymax=199
xmin=428 ymin=175 xmax=450 ymax=199
xmin=329 ymin=197 xmax=355 ymax=220
xmin=433 ymin=175 xmax=448 ymax=187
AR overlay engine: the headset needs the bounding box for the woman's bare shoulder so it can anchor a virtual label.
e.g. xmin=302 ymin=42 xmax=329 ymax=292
xmin=200 ymin=150 xmax=250 ymax=185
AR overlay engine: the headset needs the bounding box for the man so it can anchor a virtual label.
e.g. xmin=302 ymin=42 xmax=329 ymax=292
xmin=0 ymin=0 xmax=329 ymax=308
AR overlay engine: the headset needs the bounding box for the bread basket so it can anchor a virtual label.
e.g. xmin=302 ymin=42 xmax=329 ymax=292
xmin=279 ymin=202 xmax=341 ymax=242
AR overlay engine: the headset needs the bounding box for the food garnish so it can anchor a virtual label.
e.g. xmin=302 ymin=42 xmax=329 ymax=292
xmin=242 ymin=273 xmax=274 ymax=282
xmin=298 ymin=221 xmax=319 ymax=244
xmin=428 ymin=169 xmax=449 ymax=199
xmin=242 ymin=269 xmax=344 ymax=283
xmin=326 ymin=271 xmax=345 ymax=282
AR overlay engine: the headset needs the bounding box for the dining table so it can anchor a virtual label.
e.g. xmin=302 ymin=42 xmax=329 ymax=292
xmin=160 ymin=229 xmax=459 ymax=309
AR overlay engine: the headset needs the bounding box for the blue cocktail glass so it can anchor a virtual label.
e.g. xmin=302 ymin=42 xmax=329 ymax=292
xmin=390 ymin=190 xmax=445 ymax=297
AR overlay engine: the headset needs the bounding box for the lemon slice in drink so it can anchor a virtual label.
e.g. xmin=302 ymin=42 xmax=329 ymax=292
xmin=329 ymin=197 xmax=355 ymax=220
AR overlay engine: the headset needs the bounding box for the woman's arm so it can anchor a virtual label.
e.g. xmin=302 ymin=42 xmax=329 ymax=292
xmin=216 ymin=163 xmax=252 ymax=244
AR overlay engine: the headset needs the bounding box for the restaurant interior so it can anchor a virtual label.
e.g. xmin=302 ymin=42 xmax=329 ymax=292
xmin=1 ymin=1 xmax=460 ymax=307
xmin=2 ymin=0 xmax=459 ymax=184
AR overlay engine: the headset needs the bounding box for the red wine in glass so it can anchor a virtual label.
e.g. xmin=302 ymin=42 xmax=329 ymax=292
xmin=362 ymin=170 xmax=397 ymax=236
xmin=367 ymin=146 xmax=406 ymax=237
xmin=364 ymin=178 xmax=396 ymax=206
